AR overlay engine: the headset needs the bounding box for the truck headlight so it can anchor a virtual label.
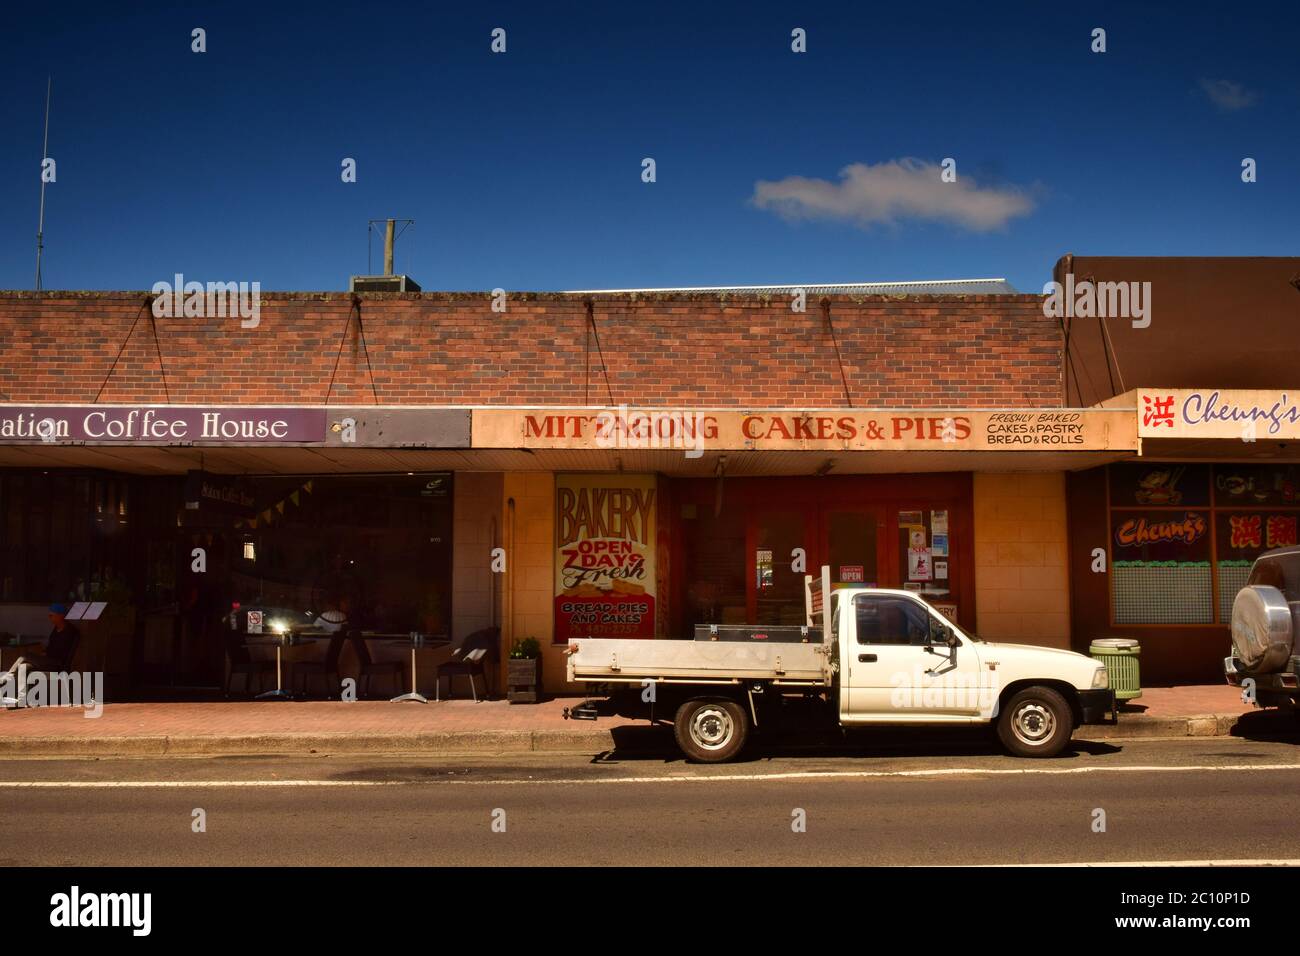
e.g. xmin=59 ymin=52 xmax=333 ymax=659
xmin=1091 ymin=666 xmax=1109 ymax=689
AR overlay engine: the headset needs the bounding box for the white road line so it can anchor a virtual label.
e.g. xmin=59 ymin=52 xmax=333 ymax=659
xmin=995 ymin=859 xmax=1300 ymax=867
xmin=3 ymin=762 xmax=1300 ymax=788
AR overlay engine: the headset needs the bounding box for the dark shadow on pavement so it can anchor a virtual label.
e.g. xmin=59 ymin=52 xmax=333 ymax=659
xmin=1230 ymin=708 xmax=1300 ymax=742
xmin=594 ymin=722 xmax=1122 ymax=764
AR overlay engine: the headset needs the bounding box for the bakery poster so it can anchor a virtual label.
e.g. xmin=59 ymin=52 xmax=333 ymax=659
xmin=555 ymin=474 xmax=657 ymax=641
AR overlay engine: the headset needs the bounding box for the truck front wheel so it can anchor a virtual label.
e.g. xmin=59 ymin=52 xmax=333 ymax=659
xmin=674 ymin=698 xmax=749 ymax=763
xmin=996 ymin=686 xmax=1073 ymax=758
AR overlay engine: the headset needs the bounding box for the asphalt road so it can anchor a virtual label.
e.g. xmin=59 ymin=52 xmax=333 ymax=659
xmin=3 ymin=736 xmax=1300 ymax=866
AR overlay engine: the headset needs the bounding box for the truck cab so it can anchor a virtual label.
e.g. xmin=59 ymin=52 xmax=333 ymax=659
xmin=833 ymin=587 xmax=1114 ymax=755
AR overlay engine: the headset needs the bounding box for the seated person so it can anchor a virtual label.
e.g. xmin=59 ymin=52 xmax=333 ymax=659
xmin=7 ymin=603 xmax=80 ymax=673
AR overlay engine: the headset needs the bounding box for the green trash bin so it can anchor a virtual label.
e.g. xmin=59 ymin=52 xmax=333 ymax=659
xmin=1089 ymin=638 xmax=1141 ymax=701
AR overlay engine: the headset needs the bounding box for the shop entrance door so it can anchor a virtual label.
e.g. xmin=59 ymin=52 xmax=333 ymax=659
xmin=821 ymin=507 xmax=885 ymax=591
xmin=746 ymin=509 xmax=809 ymax=625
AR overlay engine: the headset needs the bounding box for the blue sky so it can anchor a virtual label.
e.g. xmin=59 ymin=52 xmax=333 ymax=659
xmin=2 ymin=1 xmax=1297 ymax=293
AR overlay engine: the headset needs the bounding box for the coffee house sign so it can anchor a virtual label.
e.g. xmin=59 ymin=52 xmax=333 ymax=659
xmin=0 ymin=405 xmax=326 ymax=444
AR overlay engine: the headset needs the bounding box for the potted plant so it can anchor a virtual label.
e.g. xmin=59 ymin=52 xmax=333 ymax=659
xmin=507 ymin=636 xmax=542 ymax=703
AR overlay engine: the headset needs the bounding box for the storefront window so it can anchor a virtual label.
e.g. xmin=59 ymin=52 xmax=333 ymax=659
xmin=896 ymin=508 xmax=954 ymax=618
xmin=1210 ymin=465 xmax=1300 ymax=620
xmin=230 ymin=474 xmax=454 ymax=635
xmin=669 ymin=475 xmax=968 ymax=635
xmin=1107 ymin=463 xmax=1300 ymax=625
xmin=1110 ymin=508 xmax=1212 ymax=624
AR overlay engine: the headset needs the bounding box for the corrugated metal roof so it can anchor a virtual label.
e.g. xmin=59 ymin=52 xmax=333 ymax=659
xmin=563 ymin=278 xmax=1019 ymax=295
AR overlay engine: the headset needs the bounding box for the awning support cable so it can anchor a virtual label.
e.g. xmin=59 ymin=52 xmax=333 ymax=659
xmin=823 ymin=298 xmax=853 ymax=406
xmin=584 ymin=299 xmax=615 ymax=405
xmin=324 ymin=296 xmax=380 ymax=405
xmin=94 ymin=297 xmax=170 ymax=403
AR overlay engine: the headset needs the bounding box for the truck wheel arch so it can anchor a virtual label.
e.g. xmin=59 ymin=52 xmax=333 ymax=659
xmin=995 ymin=679 xmax=1083 ymax=725
xmin=673 ymin=696 xmax=751 ymax=763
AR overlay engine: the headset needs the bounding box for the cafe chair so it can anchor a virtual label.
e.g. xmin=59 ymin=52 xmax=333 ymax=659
xmin=349 ymin=632 xmax=404 ymax=698
xmin=225 ymin=633 xmax=276 ymax=698
xmin=292 ymin=631 xmax=347 ymax=698
xmin=436 ymin=627 xmax=500 ymax=702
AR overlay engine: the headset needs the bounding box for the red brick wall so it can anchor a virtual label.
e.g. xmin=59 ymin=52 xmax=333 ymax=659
xmin=0 ymin=292 xmax=1061 ymax=407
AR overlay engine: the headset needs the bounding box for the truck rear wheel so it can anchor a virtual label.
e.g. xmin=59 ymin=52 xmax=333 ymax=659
xmin=674 ymin=698 xmax=748 ymax=763
xmin=996 ymin=686 xmax=1073 ymax=758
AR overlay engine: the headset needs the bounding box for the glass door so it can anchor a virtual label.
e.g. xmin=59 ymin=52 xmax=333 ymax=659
xmin=747 ymin=509 xmax=809 ymax=625
xmin=823 ymin=508 xmax=882 ymax=591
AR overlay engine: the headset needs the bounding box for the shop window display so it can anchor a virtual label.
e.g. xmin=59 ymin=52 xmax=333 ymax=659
xmin=1107 ymin=462 xmax=1300 ymax=626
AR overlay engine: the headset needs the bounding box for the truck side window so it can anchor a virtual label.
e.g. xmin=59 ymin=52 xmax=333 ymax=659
xmin=855 ymin=595 xmax=931 ymax=646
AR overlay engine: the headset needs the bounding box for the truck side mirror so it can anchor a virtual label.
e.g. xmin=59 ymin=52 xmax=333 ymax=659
xmin=932 ymin=623 xmax=957 ymax=647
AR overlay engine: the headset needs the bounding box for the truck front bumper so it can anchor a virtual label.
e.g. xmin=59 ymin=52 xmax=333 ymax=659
xmin=1078 ymin=689 xmax=1117 ymax=725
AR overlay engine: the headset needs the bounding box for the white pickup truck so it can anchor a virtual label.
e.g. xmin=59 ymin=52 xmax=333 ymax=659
xmin=564 ymin=567 xmax=1115 ymax=762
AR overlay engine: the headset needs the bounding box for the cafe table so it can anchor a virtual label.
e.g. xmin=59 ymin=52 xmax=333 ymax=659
xmin=373 ymin=633 xmax=451 ymax=703
xmin=1 ymin=636 xmax=43 ymax=672
xmin=243 ymin=634 xmax=319 ymax=700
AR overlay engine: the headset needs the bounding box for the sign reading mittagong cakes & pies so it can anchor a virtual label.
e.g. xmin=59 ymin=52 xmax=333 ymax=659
xmin=473 ymin=406 xmax=1137 ymax=452
xmin=555 ymin=474 xmax=656 ymax=641
xmin=0 ymin=405 xmax=326 ymax=443
xmin=1138 ymin=389 xmax=1300 ymax=440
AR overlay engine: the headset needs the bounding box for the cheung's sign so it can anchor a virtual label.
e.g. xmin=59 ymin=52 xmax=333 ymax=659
xmin=0 ymin=405 xmax=325 ymax=444
xmin=1138 ymin=389 xmax=1300 ymax=440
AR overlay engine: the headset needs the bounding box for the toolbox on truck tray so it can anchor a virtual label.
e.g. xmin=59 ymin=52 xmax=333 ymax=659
xmin=693 ymin=624 xmax=812 ymax=643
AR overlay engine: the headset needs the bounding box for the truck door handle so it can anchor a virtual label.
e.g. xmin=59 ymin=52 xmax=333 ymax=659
xmin=858 ymin=653 xmax=877 ymax=662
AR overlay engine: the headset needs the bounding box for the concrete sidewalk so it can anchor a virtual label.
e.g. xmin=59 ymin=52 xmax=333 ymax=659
xmin=0 ymin=684 xmax=1282 ymax=757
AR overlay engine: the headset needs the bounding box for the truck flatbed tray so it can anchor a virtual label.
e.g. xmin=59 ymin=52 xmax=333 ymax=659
xmin=567 ymin=637 xmax=830 ymax=683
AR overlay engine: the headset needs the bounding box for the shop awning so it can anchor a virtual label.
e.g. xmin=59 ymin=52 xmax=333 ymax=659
xmin=0 ymin=402 xmax=1142 ymax=475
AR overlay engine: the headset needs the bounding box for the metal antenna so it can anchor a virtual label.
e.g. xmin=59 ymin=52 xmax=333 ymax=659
xmin=35 ymin=76 xmax=51 ymax=292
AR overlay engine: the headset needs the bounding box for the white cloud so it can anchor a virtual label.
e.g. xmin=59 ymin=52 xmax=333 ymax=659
xmin=751 ymin=158 xmax=1035 ymax=233
xmin=1199 ymin=78 xmax=1256 ymax=111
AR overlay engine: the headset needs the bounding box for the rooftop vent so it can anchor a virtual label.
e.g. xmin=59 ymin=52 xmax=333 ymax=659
xmin=350 ymin=274 xmax=421 ymax=293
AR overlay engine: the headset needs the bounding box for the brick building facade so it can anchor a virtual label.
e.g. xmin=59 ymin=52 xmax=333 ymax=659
xmin=0 ymin=292 xmax=1061 ymax=407
xmin=1 ymin=286 xmax=1155 ymax=698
